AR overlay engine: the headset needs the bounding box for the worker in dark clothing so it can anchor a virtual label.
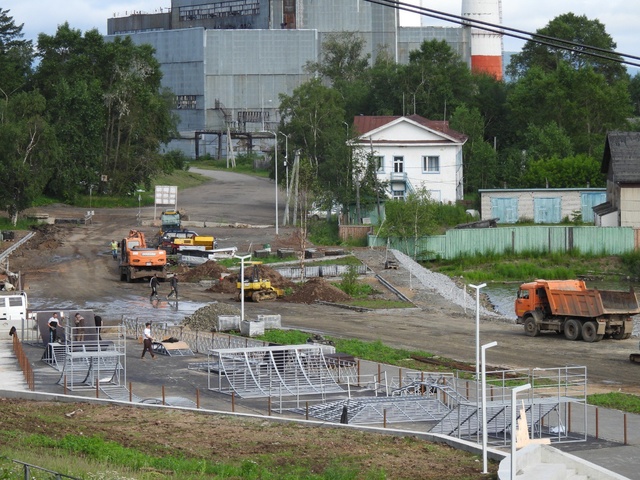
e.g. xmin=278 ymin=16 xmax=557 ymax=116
xmin=149 ymin=274 xmax=159 ymax=300
xmin=167 ymin=275 xmax=178 ymax=300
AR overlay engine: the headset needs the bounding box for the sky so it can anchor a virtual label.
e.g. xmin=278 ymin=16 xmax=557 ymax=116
xmin=4 ymin=0 xmax=639 ymax=59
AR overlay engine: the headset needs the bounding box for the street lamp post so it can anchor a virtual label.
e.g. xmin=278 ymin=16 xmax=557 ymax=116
xmin=267 ymin=131 xmax=279 ymax=235
xmin=469 ymin=282 xmax=486 ymax=442
xmin=511 ymin=383 xmax=532 ymax=479
xmin=234 ymin=254 xmax=252 ymax=322
xmin=279 ymin=132 xmax=289 ymax=198
xmin=481 ymin=341 xmax=498 ymax=474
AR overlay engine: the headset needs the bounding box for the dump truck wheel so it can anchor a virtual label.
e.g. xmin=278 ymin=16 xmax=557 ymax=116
xmin=564 ymin=319 xmax=581 ymax=341
xmin=126 ymin=269 xmax=132 ymax=283
xmin=524 ymin=317 xmax=539 ymax=337
xmin=581 ymin=321 xmax=599 ymax=342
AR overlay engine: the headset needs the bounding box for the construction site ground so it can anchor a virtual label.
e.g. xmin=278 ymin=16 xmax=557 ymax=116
xmin=2 ymin=168 xmax=640 ymax=478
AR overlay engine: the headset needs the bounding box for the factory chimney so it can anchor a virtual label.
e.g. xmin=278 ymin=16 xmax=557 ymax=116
xmin=461 ymin=0 xmax=503 ymax=80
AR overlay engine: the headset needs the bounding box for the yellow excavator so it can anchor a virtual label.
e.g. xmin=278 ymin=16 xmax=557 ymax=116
xmin=236 ymin=262 xmax=284 ymax=302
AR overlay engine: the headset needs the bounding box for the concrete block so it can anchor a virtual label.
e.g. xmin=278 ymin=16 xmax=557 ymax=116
xmin=217 ymin=315 xmax=240 ymax=332
xmin=241 ymin=320 xmax=265 ymax=337
xmin=257 ymin=314 xmax=281 ymax=329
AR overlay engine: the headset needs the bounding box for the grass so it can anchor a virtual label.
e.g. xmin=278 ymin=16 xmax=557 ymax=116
xmin=257 ymin=330 xmax=440 ymax=371
xmin=427 ymin=249 xmax=630 ymax=282
xmin=70 ymin=170 xmax=211 ymax=209
xmin=587 ymin=392 xmax=640 ymax=413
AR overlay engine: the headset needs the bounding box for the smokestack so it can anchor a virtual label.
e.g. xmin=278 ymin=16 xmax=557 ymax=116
xmin=461 ymin=0 xmax=503 ymax=80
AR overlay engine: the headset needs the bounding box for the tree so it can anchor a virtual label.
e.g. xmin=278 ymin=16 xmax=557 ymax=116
xmin=449 ymin=105 xmax=498 ymax=192
xmin=522 ymin=122 xmax=573 ymax=161
xmin=507 ymin=13 xmax=627 ymax=84
xmin=402 ymin=40 xmax=474 ymax=120
xmin=0 ymin=8 xmax=33 ymax=97
xmin=519 ymin=154 xmax=605 ymax=189
xmin=376 ymin=188 xmax=438 ymax=258
xmin=278 ymin=79 xmax=348 ymax=203
xmin=507 ymin=63 xmax=632 ymax=156
xmin=0 ymin=91 xmax=55 ymax=224
xmin=305 ymin=31 xmax=372 ymax=120
xmin=33 ymin=24 xmax=177 ymax=197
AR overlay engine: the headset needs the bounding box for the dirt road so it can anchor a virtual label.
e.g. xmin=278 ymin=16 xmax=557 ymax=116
xmin=9 ymin=168 xmax=640 ymax=396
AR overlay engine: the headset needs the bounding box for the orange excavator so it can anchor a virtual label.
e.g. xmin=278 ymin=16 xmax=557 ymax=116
xmin=119 ymin=230 xmax=167 ymax=283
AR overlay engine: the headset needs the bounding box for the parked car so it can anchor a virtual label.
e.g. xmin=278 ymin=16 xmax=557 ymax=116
xmin=307 ymin=203 xmax=341 ymax=221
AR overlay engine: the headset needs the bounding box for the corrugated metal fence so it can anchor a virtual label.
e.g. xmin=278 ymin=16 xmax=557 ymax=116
xmin=368 ymin=226 xmax=638 ymax=259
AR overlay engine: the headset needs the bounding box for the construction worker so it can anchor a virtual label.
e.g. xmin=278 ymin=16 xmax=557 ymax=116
xmin=110 ymin=240 xmax=118 ymax=260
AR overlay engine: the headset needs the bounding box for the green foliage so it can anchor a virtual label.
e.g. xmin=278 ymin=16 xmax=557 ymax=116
xmin=507 ymin=13 xmax=626 ymax=83
xmin=522 ymin=122 xmax=574 ymax=161
xmin=258 ymin=331 xmax=434 ymax=367
xmin=376 ymin=189 xmax=439 ymax=257
xmin=337 ymin=265 xmax=361 ymax=296
xmin=403 ymin=40 xmax=474 ymax=119
xmin=427 ymin=249 xmax=612 ymax=282
xmin=519 ymin=154 xmax=605 ymax=188
xmin=588 ymin=392 xmax=640 ymax=414
xmin=307 ymin=218 xmax=340 ymax=246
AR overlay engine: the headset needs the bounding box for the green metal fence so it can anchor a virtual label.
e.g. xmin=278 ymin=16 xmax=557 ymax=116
xmin=368 ymin=226 xmax=637 ymax=260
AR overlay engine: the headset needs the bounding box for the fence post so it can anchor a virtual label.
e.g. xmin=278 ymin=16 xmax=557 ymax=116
xmin=196 ymin=389 xmax=200 ymax=409
xmin=595 ymin=407 xmax=599 ymax=439
xmin=624 ymin=413 xmax=628 ymax=445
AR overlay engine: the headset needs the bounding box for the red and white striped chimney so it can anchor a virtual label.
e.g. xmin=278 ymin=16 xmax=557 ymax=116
xmin=461 ymin=0 xmax=503 ymax=80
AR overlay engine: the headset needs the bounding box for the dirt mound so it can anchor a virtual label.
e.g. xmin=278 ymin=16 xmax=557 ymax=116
xmin=181 ymin=302 xmax=241 ymax=331
xmin=285 ymin=277 xmax=352 ymax=304
xmin=209 ymin=264 xmax=296 ymax=294
xmin=177 ymin=260 xmax=229 ymax=283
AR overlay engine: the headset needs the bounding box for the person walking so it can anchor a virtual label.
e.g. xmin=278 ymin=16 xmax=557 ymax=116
xmin=47 ymin=313 xmax=60 ymax=343
xmin=110 ymin=240 xmax=118 ymax=260
xmin=167 ymin=274 xmax=178 ymax=300
xmin=73 ymin=313 xmax=85 ymax=342
xmin=141 ymin=322 xmax=156 ymax=359
xmin=149 ymin=274 xmax=159 ymax=300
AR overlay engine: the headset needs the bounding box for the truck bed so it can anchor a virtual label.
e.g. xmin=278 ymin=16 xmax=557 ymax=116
xmin=547 ymin=288 xmax=640 ymax=317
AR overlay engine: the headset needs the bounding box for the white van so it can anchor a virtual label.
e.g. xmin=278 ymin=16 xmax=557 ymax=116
xmin=0 ymin=291 xmax=28 ymax=334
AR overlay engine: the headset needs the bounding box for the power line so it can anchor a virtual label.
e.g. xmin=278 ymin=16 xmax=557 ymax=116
xmin=364 ymin=0 xmax=640 ymax=70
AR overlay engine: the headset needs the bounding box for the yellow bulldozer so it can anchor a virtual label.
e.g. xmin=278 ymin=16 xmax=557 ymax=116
xmin=236 ymin=263 xmax=284 ymax=302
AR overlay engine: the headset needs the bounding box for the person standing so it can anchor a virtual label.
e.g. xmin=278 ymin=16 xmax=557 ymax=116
xmin=141 ymin=322 xmax=156 ymax=359
xmin=149 ymin=274 xmax=159 ymax=300
xmin=94 ymin=314 xmax=102 ymax=341
xmin=110 ymin=240 xmax=118 ymax=260
xmin=73 ymin=313 xmax=85 ymax=342
xmin=47 ymin=313 xmax=60 ymax=343
xmin=167 ymin=274 xmax=179 ymax=300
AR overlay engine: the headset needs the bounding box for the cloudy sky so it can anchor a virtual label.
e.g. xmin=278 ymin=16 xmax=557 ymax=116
xmin=5 ymin=0 xmax=638 ymax=58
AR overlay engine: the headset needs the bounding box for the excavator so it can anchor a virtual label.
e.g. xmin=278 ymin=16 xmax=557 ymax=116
xmin=236 ymin=263 xmax=283 ymax=302
xmin=119 ymin=230 xmax=167 ymax=283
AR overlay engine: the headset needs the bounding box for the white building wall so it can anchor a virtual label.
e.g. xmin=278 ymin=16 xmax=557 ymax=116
xmin=367 ymin=122 xmax=462 ymax=204
xmin=620 ymin=188 xmax=640 ymax=227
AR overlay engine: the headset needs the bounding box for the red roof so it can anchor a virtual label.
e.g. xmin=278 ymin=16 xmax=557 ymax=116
xmin=352 ymin=114 xmax=467 ymax=143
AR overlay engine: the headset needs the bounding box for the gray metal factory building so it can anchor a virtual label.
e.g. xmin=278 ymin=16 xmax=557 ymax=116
xmin=107 ymin=0 xmax=472 ymax=156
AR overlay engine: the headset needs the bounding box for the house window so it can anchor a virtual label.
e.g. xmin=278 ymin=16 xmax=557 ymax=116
xmin=392 ymin=189 xmax=405 ymax=200
xmin=374 ymin=156 xmax=384 ymax=172
xmin=423 ymin=156 xmax=440 ymax=173
xmin=176 ymin=95 xmax=197 ymax=110
xmin=393 ymin=156 xmax=404 ymax=173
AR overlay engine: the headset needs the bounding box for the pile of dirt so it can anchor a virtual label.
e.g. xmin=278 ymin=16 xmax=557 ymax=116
xmin=285 ymin=277 xmax=352 ymax=304
xmin=176 ymin=260 xmax=229 ymax=283
xmin=181 ymin=302 xmax=241 ymax=331
xmin=209 ymin=264 xmax=296 ymax=294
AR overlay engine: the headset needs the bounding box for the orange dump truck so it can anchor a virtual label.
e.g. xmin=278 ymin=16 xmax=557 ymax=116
xmin=515 ymin=279 xmax=639 ymax=342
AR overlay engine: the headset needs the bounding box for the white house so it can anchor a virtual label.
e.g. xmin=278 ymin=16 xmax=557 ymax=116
xmin=351 ymin=115 xmax=467 ymax=203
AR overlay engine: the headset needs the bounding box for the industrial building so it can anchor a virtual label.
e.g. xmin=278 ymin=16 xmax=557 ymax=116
xmin=107 ymin=0 xmax=503 ymax=157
